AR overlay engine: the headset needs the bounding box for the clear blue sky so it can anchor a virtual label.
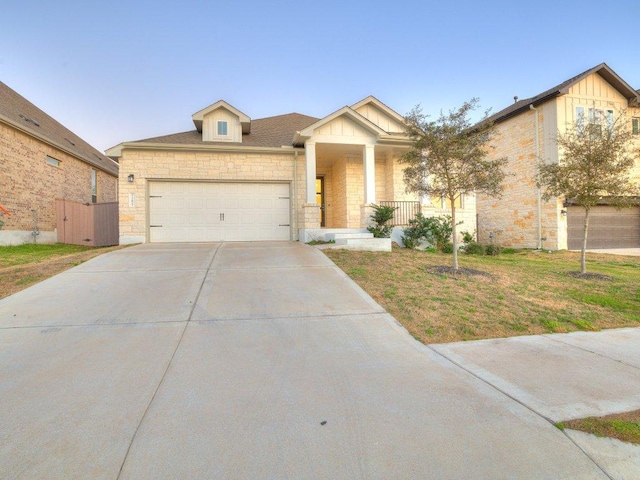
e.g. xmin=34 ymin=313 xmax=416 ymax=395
xmin=2 ymin=0 xmax=638 ymax=152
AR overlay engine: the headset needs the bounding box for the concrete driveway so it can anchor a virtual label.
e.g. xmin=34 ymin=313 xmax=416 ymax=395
xmin=1 ymin=242 xmax=639 ymax=479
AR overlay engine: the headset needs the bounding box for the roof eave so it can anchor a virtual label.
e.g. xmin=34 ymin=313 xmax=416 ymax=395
xmin=111 ymin=141 xmax=305 ymax=155
xmin=0 ymin=114 xmax=119 ymax=176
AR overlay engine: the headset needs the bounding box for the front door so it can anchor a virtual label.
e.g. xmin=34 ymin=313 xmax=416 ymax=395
xmin=316 ymin=176 xmax=325 ymax=227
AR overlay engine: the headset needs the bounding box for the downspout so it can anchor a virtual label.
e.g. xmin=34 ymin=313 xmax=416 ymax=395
xmin=530 ymin=104 xmax=542 ymax=249
xmin=293 ymin=150 xmax=298 ymax=241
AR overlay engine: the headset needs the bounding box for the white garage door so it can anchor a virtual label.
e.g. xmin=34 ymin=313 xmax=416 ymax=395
xmin=149 ymin=182 xmax=291 ymax=242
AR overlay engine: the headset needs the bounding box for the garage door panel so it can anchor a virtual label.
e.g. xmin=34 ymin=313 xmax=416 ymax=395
xmin=568 ymin=206 xmax=640 ymax=249
xmin=149 ymin=182 xmax=290 ymax=243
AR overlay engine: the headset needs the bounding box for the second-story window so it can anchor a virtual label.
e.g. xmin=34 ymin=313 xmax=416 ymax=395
xmin=217 ymin=121 xmax=228 ymax=136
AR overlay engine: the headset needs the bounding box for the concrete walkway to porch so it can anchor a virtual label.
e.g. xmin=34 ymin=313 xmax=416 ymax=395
xmin=0 ymin=242 xmax=638 ymax=479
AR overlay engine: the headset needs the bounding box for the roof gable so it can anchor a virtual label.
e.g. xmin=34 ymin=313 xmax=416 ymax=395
xmin=294 ymin=106 xmax=388 ymax=145
xmin=192 ymin=100 xmax=251 ymax=134
xmin=0 ymin=82 xmax=118 ymax=176
xmin=350 ymin=95 xmax=406 ymax=131
xmin=486 ymin=63 xmax=640 ymax=125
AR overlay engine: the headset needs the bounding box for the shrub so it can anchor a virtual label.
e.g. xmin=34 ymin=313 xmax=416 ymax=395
xmin=461 ymin=230 xmax=475 ymax=244
xmin=441 ymin=242 xmax=454 ymax=254
xmin=402 ymin=213 xmax=453 ymax=252
xmin=367 ymin=204 xmax=397 ymax=238
xmin=485 ymin=244 xmax=503 ymax=256
xmin=464 ymin=242 xmax=485 ymax=255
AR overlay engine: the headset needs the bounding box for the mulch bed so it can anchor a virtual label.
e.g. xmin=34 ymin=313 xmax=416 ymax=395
xmin=426 ymin=265 xmax=493 ymax=279
xmin=567 ymin=271 xmax=614 ymax=281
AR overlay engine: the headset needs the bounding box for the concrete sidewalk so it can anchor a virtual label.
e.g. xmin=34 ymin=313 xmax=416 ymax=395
xmin=0 ymin=242 xmax=638 ymax=479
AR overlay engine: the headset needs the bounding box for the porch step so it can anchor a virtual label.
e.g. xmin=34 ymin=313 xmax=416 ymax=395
xmin=330 ymin=232 xmax=374 ymax=242
xmin=321 ymin=236 xmax=392 ymax=252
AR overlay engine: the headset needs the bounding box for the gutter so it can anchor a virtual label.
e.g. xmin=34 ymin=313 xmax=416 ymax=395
xmin=107 ymin=142 xmax=305 ymax=158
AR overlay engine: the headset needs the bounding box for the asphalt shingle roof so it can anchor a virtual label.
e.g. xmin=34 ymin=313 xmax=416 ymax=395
xmin=134 ymin=113 xmax=319 ymax=148
xmin=0 ymin=82 xmax=118 ymax=176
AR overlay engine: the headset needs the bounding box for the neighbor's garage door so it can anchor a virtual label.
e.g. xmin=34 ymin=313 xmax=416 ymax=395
xmin=567 ymin=206 xmax=640 ymax=249
xmin=149 ymin=182 xmax=291 ymax=242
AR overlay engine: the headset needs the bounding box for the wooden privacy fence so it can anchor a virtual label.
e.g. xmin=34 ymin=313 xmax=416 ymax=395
xmin=56 ymin=199 xmax=119 ymax=246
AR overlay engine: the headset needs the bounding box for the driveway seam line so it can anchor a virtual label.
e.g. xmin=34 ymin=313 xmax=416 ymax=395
xmin=0 ymin=320 xmax=189 ymax=330
xmin=191 ymin=311 xmax=390 ymax=323
xmin=425 ymin=344 xmax=616 ymax=480
xmin=115 ymin=243 xmax=221 ymax=479
xmin=542 ymin=334 xmax=640 ymax=371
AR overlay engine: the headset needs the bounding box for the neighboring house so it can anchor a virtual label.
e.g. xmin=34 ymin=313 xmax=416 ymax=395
xmin=106 ymin=96 xmax=476 ymax=245
xmin=0 ymin=82 xmax=119 ymax=245
xmin=477 ymin=63 xmax=640 ymax=250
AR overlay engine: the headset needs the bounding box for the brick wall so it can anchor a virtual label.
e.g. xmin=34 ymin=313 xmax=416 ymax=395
xmin=0 ymin=122 xmax=117 ymax=234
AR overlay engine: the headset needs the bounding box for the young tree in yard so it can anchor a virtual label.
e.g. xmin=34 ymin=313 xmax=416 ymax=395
xmin=401 ymin=98 xmax=507 ymax=270
xmin=537 ymin=111 xmax=639 ymax=275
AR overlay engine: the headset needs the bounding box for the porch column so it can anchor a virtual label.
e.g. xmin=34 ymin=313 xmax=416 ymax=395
xmin=305 ymin=142 xmax=317 ymax=204
xmin=361 ymin=144 xmax=376 ymax=227
xmin=363 ymin=144 xmax=376 ymax=204
xmin=301 ymin=141 xmax=321 ymax=240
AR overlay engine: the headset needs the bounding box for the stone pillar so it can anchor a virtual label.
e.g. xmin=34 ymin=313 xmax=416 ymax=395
xmin=305 ymin=142 xmax=317 ymax=204
xmin=300 ymin=203 xmax=321 ymax=242
xmin=361 ymin=204 xmax=375 ymax=228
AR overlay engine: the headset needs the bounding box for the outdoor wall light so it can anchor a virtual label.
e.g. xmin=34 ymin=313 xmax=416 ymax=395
xmin=127 ymin=174 xmax=134 ymax=183
xmin=561 ymin=209 xmax=567 ymax=216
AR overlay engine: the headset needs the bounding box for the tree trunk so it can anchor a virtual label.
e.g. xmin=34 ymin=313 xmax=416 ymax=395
xmin=581 ymin=207 xmax=590 ymax=274
xmin=452 ymin=204 xmax=458 ymax=270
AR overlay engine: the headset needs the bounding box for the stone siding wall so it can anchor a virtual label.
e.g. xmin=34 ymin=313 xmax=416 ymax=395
xmin=476 ymin=108 xmax=559 ymax=249
xmin=118 ymin=149 xmax=305 ymax=241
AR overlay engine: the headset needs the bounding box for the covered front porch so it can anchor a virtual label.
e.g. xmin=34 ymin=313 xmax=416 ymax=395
xmin=297 ymin=138 xmax=478 ymax=245
xmin=306 ymin=140 xmax=415 ymax=221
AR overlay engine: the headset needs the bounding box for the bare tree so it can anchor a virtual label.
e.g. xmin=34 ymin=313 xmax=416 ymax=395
xmin=401 ymin=98 xmax=507 ymax=269
xmin=537 ymin=110 xmax=639 ymax=274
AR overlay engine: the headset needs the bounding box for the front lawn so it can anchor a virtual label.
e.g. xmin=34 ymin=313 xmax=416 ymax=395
xmin=324 ymin=248 xmax=640 ymax=344
xmin=0 ymin=243 xmax=124 ymax=299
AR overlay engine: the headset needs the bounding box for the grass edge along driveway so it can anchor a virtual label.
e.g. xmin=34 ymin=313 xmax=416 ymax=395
xmin=323 ymin=247 xmax=640 ymax=345
xmin=0 ymin=243 xmax=126 ymax=300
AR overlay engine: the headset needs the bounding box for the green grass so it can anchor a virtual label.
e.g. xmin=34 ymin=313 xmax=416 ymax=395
xmin=560 ymin=409 xmax=640 ymax=445
xmin=324 ymin=247 xmax=640 ymax=344
xmin=0 ymin=243 xmax=94 ymax=268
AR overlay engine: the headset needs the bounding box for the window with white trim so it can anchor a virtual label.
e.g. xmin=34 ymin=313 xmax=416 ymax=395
xmin=632 ymin=117 xmax=639 ymax=135
xmin=575 ymin=106 xmax=614 ymax=136
xmin=217 ymin=121 xmax=228 ymax=136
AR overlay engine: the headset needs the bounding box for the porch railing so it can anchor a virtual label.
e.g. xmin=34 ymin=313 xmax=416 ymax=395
xmin=379 ymin=201 xmax=421 ymax=226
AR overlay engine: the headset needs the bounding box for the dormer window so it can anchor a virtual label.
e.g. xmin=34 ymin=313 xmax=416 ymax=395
xmin=192 ymin=100 xmax=250 ymax=142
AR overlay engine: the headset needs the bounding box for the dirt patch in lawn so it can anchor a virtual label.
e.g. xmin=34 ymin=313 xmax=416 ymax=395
xmin=558 ymin=409 xmax=640 ymax=445
xmin=567 ymin=271 xmax=614 ymax=281
xmin=0 ymin=245 xmax=126 ymax=300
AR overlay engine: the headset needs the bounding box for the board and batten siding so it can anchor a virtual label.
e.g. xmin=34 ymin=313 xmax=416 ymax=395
xmin=202 ymin=108 xmax=243 ymax=142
